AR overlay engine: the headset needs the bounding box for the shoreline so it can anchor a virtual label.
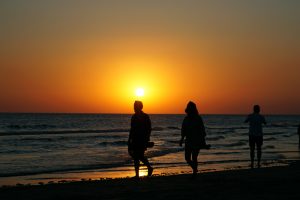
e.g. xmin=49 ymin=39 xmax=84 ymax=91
xmin=0 ymin=159 xmax=293 ymax=187
xmin=1 ymin=161 xmax=300 ymax=200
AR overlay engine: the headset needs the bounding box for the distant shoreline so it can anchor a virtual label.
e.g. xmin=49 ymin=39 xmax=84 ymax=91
xmin=1 ymin=112 xmax=300 ymax=116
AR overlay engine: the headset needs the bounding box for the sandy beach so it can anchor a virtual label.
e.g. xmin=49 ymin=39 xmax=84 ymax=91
xmin=1 ymin=161 xmax=299 ymax=200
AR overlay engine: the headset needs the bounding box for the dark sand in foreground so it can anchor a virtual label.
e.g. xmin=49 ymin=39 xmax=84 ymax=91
xmin=1 ymin=162 xmax=300 ymax=200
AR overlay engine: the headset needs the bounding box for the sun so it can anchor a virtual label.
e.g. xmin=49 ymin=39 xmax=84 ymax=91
xmin=135 ymin=88 xmax=145 ymax=97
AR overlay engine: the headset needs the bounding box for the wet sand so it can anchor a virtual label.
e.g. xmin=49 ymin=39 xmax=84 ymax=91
xmin=1 ymin=161 xmax=300 ymax=200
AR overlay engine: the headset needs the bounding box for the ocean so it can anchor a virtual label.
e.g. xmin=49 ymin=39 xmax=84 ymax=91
xmin=0 ymin=113 xmax=299 ymax=185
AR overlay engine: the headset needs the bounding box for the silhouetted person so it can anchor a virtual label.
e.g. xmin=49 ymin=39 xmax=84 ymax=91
xmin=244 ymin=105 xmax=266 ymax=168
xmin=180 ymin=101 xmax=208 ymax=176
xmin=128 ymin=101 xmax=153 ymax=178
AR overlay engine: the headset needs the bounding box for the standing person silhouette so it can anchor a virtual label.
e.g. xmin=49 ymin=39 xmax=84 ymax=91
xmin=128 ymin=101 xmax=153 ymax=178
xmin=244 ymin=105 xmax=266 ymax=168
xmin=180 ymin=101 xmax=208 ymax=177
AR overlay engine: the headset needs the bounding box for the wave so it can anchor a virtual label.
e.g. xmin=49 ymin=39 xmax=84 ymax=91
xmin=0 ymin=148 xmax=296 ymax=178
xmin=221 ymin=141 xmax=247 ymax=147
xmin=17 ymin=134 xmax=127 ymax=143
xmin=264 ymin=145 xmax=275 ymax=149
xmin=264 ymin=137 xmax=277 ymax=141
xmin=213 ymin=151 xmax=241 ymax=155
xmin=146 ymin=148 xmax=183 ymax=158
xmin=99 ymin=141 xmax=128 ymax=146
xmin=167 ymin=140 xmax=180 ymax=144
xmin=270 ymin=123 xmax=299 ymax=128
xmin=0 ymin=162 xmax=127 ymax=178
xmin=0 ymin=129 xmax=130 ymax=136
xmin=0 ymin=158 xmax=259 ymax=178
xmin=0 ymin=126 xmax=180 ymax=136
xmin=0 ymin=148 xmax=184 ymax=177
xmin=143 ymin=159 xmax=251 ymax=167
xmin=0 ymin=149 xmax=40 ymax=154
xmin=206 ymin=136 xmax=225 ymax=141
xmin=20 ymin=138 xmax=54 ymax=142
xmin=207 ymin=126 xmax=247 ymax=130
xmin=151 ymin=126 xmax=180 ymax=131
xmin=167 ymin=126 xmax=180 ymax=130
xmin=6 ymin=124 xmax=57 ymax=129
xmin=264 ymin=132 xmax=285 ymax=136
xmin=282 ymin=134 xmax=291 ymax=138
xmin=166 ymin=136 xmax=225 ymax=144
xmin=152 ymin=127 xmax=164 ymax=131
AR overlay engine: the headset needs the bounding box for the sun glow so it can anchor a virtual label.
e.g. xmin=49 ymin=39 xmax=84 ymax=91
xmin=135 ymin=88 xmax=145 ymax=97
xmin=98 ymin=58 xmax=185 ymax=113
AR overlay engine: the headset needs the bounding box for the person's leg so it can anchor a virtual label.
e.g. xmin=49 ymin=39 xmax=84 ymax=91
xmin=257 ymin=137 xmax=263 ymax=168
xmin=257 ymin=146 xmax=261 ymax=168
xmin=138 ymin=150 xmax=153 ymax=176
xmin=185 ymin=147 xmax=193 ymax=170
xmin=133 ymin=158 xmax=140 ymax=177
xmin=250 ymin=146 xmax=255 ymax=168
xmin=130 ymin=149 xmax=140 ymax=177
xmin=249 ymin=136 xmax=255 ymax=168
xmin=129 ymin=148 xmax=140 ymax=177
xmin=191 ymin=150 xmax=199 ymax=174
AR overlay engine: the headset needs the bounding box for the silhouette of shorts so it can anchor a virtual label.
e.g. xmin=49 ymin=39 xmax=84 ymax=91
xmin=249 ymin=135 xmax=263 ymax=147
xmin=128 ymin=148 xmax=146 ymax=160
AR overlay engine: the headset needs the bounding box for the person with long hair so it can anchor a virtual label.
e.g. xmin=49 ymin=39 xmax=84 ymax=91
xmin=179 ymin=101 xmax=208 ymax=176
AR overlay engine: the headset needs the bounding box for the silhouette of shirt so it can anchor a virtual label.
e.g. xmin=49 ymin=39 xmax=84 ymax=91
xmin=245 ymin=113 xmax=266 ymax=136
xmin=181 ymin=115 xmax=206 ymax=149
xmin=129 ymin=111 xmax=151 ymax=149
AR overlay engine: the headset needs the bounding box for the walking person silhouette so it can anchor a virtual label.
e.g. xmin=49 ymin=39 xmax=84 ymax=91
xmin=128 ymin=101 xmax=153 ymax=178
xmin=244 ymin=105 xmax=266 ymax=168
xmin=180 ymin=101 xmax=209 ymax=177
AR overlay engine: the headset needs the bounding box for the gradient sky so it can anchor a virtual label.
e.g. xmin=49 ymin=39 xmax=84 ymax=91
xmin=1 ymin=0 xmax=299 ymax=114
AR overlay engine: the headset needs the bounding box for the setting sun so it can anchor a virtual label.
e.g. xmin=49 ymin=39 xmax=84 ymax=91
xmin=135 ymin=88 xmax=145 ymax=97
xmin=0 ymin=1 xmax=299 ymax=115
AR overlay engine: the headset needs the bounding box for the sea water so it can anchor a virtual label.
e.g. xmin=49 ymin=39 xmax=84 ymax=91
xmin=0 ymin=114 xmax=299 ymax=185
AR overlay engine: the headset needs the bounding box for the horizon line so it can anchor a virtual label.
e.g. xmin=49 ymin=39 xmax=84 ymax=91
xmin=0 ymin=112 xmax=300 ymax=116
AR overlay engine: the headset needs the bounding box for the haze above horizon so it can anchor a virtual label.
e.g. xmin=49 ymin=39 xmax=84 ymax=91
xmin=1 ymin=1 xmax=299 ymax=114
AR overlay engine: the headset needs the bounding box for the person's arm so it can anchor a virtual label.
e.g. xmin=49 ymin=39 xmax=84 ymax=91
xmin=128 ymin=116 xmax=134 ymax=145
xmin=180 ymin=118 xmax=186 ymax=146
xmin=199 ymin=116 xmax=206 ymax=137
xmin=146 ymin=115 xmax=151 ymax=142
xmin=262 ymin=116 xmax=267 ymax=125
xmin=244 ymin=115 xmax=249 ymax=123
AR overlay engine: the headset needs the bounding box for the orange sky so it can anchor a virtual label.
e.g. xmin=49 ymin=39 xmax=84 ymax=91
xmin=0 ymin=1 xmax=299 ymax=114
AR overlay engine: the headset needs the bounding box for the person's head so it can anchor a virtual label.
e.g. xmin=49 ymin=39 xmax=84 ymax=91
xmin=134 ymin=101 xmax=143 ymax=113
xmin=185 ymin=101 xmax=199 ymax=116
xmin=253 ymin=105 xmax=260 ymax=113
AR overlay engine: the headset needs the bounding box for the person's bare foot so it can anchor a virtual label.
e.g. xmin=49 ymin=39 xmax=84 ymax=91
xmin=193 ymin=168 xmax=198 ymax=175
